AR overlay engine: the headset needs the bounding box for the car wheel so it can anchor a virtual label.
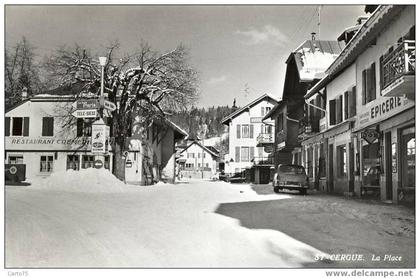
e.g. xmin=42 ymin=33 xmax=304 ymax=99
xmin=274 ymin=186 xmax=280 ymax=193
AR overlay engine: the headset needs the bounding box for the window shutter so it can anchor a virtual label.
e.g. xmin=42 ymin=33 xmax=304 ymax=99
xmin=42 ymin=118 xmax=47 ymax=136
xmin=23 ymin=117 xmax=30 ymax=136
xmin=77 ymin=119 xmax=83 ymax=137
xmin=362 ymin=69 xmax=367 ymax=105
xmin=236 ymin=125 xmax=241 ymax=139
xmin=250 ymin=147 xmax=255 ymax=161
xmin=50 ymin=118 xmax=54 ymax=136
xmin=5 ymin=117 xmax=10 ymax=136
xmin=350 ymin=86 xmax=357 ymax=117
xmin=379 ymin=55 xmax=384 ymax=90
xmin=344 ymin=91 xmax=349 ymax=120
xmin=329 ymin=99 xmax=336 ymax=125
xmin=250 ymin=124 xmax=254 ymax=138
xmin=370 ymin=62 xmax=376 ymax=101
xmin=235 ymin=146 xmax=240 ymax=162
xmin=339 ymin=95 xmax=343 ymax=123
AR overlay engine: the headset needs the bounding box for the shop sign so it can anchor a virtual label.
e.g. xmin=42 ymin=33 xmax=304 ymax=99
xmin=357 ymin=96 xmax=414 ymax=128
xmin=126 ymin=159 xmax=133 ymax=168
xmin=361 ymin=129 xmax=380 ymax=144
xmin=94 ymin=160 xmax=103 ymax=169
xmin=72 ymin=99 xmax=100 ymax=110
xmin=92 ymin=120 xmax=107 ymax=153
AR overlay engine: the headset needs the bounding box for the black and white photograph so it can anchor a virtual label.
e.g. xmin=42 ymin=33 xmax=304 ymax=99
xmin=3 ymin=2 xmax=416 ymax=277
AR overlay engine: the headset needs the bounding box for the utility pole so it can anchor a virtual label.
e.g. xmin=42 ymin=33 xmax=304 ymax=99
xmin=318 ymin=5 xmax=322 ymax=40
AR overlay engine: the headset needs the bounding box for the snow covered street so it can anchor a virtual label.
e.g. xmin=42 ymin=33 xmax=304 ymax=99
xmin=5 ymin=170 xmax=414 ymax=268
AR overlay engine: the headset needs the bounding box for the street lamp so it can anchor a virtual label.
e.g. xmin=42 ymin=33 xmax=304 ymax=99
xmin=98 ymin=57 xmax=107 ymax=118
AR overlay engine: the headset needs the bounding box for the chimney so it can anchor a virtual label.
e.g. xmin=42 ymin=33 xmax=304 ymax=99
xmin=21 ymin=87 xmax=28 ymax=100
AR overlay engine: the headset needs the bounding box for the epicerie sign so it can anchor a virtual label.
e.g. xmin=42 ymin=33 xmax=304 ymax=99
xmin=357 ymin=96 xmax=414 ymax=128
xmin=91 ymin=124 xmax=107 ymax=153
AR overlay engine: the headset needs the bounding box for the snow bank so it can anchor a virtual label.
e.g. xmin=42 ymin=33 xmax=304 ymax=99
xmin=30 ymin=168 xmax=127 ymax=193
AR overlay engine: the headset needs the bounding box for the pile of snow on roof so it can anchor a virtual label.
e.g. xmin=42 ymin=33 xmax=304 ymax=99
xmin=31 ymin=168 xmax=127 ymax=193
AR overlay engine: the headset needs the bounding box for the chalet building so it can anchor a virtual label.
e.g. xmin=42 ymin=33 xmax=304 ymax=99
xmin=304 ymin=5 xmax=415 ymax=205
xmin=5 ymin=91 xmax=186 ymax=185
xmin=221 ymin=94 xmax=278 ymax=183
xmin=177 ymin=140 xmax=219 ymax=179
xmin=263 ymin=40 xmax=343 ymax=176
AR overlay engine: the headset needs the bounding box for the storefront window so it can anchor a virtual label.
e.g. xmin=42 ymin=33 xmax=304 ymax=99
xmin=82 ymin=155 xmax=95 ymax=169
xmin=337 ymin=145 xmax=347 ymax=177
xmin=8 ymin=155 xmax=23 ymax=164
xmin=401 ymin=127 xmax=415 ymax=188
xmin=40 ymin=155 xmax=54 ymax=172
xmin=67 ymin=155 xmax=80 ymax=170
xmin=362 ymin=140 xmax=380 ymax=185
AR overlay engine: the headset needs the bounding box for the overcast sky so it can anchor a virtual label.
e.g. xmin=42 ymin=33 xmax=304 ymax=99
xmin=6 ymin=5 xmax=365 ymax=108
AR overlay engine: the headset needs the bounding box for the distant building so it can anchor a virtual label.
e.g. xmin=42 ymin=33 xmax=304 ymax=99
xmin=221 ymin=94 xmax=279 ymax=182
xmin=304 ymin=5 xmax=415 ymax=205
xmin=263 ymin=39 xmax=343 ymax=180
xmin=177 ymin=140 xmax=219 ymax=179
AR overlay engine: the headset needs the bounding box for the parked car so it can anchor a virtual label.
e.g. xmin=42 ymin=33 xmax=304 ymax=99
xmin=273 ymin=164 xmax=309 ymax=195
xmin=227 ymin=171 xmax=246 ymax=183
xmin=218 ymin=171 xmax=228 ymax=182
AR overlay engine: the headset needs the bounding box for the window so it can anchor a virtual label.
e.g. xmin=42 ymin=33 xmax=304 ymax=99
xmin=67 ymin=155 xmax=80 ymax=170
xmin=344 ymin=87 xmax=357 ymax=120
xmin=362 ymin=63 xmax=376 ymax=105
xmin=261 ymin=107 xmax=271 ymax=116
xmin=77 ymin=119 xmax=92 ymax=137
xmin=242 ymin=125 xmax=250 ymax=138
xmin=82 ymin=155 xmax=95 ymax=169
xmin=203 ymin=153 xmax=206 ymax=158
xmin=235 ymin=146 xmax=240 ymax=162
xmin=198 ymin=163 xmax=201 ymax=168
xmin=8 ymin=155 xmax=23 ymax=164
xmin=40 ymin=155 xmax=54 ymax=173
xmin=198 ymin=153 xmax=201 ymax=159
xmin=236 ymin=125 xmax=241 ymax=139
xmin=205 ymin=163 xmax=209 ymax=168
xmin=5 ymin=117 xmax=10 ymax=136
xmin=42 ymin=117 xmax=54 ymax=136
xmin=11 ymin=117 xmax=29 ymax=136
xmin=262 ymin=124 xmax=273 ymax=134
xmin=337 ymin=145 xmax=347 ymax=177
xmin=241 ymin=147 xmax=250 ymax=162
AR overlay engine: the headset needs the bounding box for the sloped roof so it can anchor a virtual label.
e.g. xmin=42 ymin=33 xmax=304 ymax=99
xmin=262 ymin=100 xmax=286 ymax=121
xmin=286 ymin=40 xmax=344 ymax=82
xmin=179 ymin=140 xmax=219 ymax=158
xmin=305 ymin=5 xmax=404 ymax=99
xmin=221 ymin=93 xmax=280 ymax=125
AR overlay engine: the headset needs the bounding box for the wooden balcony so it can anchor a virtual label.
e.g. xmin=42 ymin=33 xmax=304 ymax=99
xmin=256 ymin=132 xmax=274 ymax=147
xmin=381 ymin=40 xmax=415 ymax=98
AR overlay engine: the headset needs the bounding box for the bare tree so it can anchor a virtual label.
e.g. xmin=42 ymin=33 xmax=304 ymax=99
xmin=45 ymin=41 xmax=199 ymax=179
xmin=5 ymin=37 xmax=44 ymax=108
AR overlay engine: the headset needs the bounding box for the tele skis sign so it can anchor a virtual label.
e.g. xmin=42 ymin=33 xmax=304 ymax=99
xmin=72 ymin=109 xmax=98 ymax=118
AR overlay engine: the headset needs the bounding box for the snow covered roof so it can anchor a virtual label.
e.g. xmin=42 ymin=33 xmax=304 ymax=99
xmin=166 ymin=120 xmax=188 ymax=140
xmin=305 ymin=5 xmax=403 ymax=99
xmin=262 ymin=100 xmax=286 ymax=121
xmin=221 ymin=93 xmax=280 ymax=125
xmin=179 ymin=140 xmax=219 ymax=158
xmin=286 ymin=40 xmax=344 ymax=82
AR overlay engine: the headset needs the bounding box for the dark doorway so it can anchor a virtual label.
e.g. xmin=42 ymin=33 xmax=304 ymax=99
xmin=328 ymin=144 xmax=334 ymax=192
xmin=385 ymin=132 xmax=393 ymax=200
